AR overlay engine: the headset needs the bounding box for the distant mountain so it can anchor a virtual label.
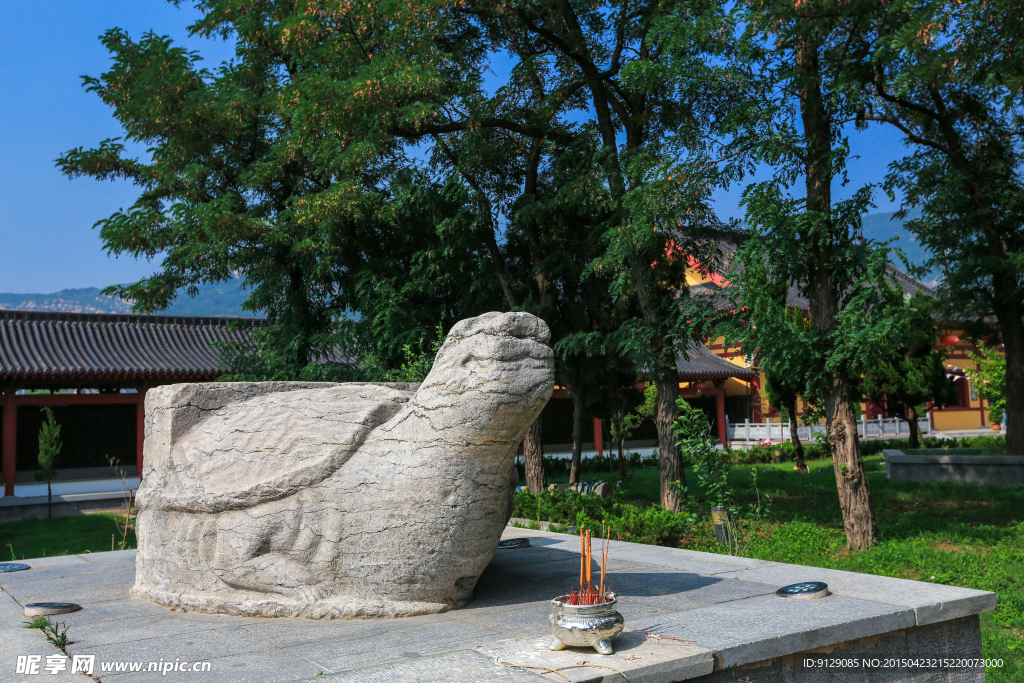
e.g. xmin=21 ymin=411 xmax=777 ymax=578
xmin=3 ymin=211 xmax=934 ymax=316
xmin=860 ymin=209 xmax=939 ymax=284
xmin=0 ymin=278 xmax=260 ymax=318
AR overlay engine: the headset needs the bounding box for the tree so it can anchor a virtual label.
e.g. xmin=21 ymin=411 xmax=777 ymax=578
xmin=761 ymin=372 xmax=808 ymax=472
xmin=857 ymin=0 xmax=1024 ymax=453
xmin=860 ymin=297 xmax=957 ymax=448
xmin=36 ymin=407 xmax=62 ymax=520
xmin=609 ymin=383 xmax=655 ymax=481
xmin=57 ymin=3 xmax=497 ymax=379
xmin=728 ymin=0 xmax=917 ymax=549
xmin=456 ymin=0 xmax=747 ymax=512
xmin=967 ymin=347 xmax=1007 ymax=427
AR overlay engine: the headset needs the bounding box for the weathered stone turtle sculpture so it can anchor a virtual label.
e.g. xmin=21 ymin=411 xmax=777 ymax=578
xmin=132 ymin=312 xmax=553 ymax=619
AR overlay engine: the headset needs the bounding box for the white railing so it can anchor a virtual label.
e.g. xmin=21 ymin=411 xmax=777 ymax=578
xmin=727 ymin=416 xmax=931 ymax=442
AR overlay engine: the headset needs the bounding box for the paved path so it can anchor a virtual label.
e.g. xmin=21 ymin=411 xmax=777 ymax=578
xmin=1 ymin=528 xmax=995 ymax=682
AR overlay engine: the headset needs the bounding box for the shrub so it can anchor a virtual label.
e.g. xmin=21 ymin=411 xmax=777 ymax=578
xmin=511 ymin=488 xmax=692 ymax=547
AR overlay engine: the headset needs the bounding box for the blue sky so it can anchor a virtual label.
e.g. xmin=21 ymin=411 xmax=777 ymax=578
xmin=0 ymin=2 xmax=911 ymax=294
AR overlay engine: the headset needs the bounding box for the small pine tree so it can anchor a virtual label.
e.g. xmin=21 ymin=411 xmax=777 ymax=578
xmin=36 ymin=407 xmax=62 ymax=519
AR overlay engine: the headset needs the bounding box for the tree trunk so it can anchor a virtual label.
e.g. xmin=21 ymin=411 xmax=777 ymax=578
xmin=796 ymin=32 xmax=878 ymax=549
xmin=570 ymin=389 xmax=584 ymax=484
xmin=523 ymin=417 xmax=546 ymax=493
xmin=617 ymin=434 xmax=627 ymax=481
xmin=656 ymin=375 xmax=685 ymax=512
xmin=905 ymin=405 xmax=921 ymax=449
xmin=999 ymin=312 xmax=1024 ymax=454
xmin=788 ymin=404 xmax=808 ymax=472
xmin=826 ymin=377 xmax=879 ymax=549
xmin=47 ymin=481 xmax=52 ymax=520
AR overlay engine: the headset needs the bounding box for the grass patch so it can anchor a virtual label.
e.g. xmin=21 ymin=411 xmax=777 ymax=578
xmin=1 ymin=511 xmax=136 ymax=560
xmin=519 ymin=456 xmax=1024 ymax=680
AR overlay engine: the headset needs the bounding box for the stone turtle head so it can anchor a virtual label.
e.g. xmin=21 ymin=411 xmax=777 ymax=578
xmin=410 ymin=312 xmax=554 ymax=442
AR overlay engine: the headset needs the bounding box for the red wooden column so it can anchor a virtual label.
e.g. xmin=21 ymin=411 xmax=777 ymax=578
xmin=136 ymin=385 xmax=149 ymax=478
xmin=2 ymin=387 xmax=16 ymax=497
xmin=592 ymin=417 xmax=603 ymax=457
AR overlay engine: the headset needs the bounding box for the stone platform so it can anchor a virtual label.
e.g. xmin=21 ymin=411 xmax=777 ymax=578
xmin=1 ymin=528 xmax=996 ymax=682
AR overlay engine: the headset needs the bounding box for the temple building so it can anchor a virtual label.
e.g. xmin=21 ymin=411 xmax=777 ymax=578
xmin=0 ymin=310 xmax=263 ymax=503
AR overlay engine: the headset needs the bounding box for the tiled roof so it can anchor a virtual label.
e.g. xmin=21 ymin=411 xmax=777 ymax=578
xmin=0 ymin=310 xmax=266 ymax=381
xmin=691 ymin=262 xmax=935 ymax=315
xmin=677 ymin=341 xmax=758 ymax=380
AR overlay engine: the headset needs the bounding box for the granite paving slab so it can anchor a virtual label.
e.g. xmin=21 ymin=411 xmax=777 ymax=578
xmin=73 ymin=625 xmax=279 ymax=673
xmin=714 ymin=562 xmax=998 ymax=626
xmin=0 ymin=527 xmax=997 ymax=682
xmin=481 ymin=629 xmax=715 ymax=683
xmin=98 ymin=646 xmax=326 ymax=683
xmin=284 ymin=619 xmax=506 ymax=674
xmin=630 ymin=593 xmax=917 ymax=668
xmin=303 ymin=649 xmax=547 ymax=681
xmin=0 ymin=558 xmax=124 ymax=585
xmin=241 ymin=611 xmax=450 ymax=648
xmin=508 ymin=529 xmax=777 ymax=574
xmin=47 ymin=598 xmax=173 ymax=626
xmin=614 ymin=574 xmax=776 ymax=611
xmin=3 ymin=568 xmax=134 ymax=606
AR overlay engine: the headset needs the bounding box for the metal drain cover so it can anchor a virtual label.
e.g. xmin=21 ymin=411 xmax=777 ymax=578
xmin=776 ymin=582 xmax=829 ymax=599
xmin=24 ymin=603 xmax=82 ymax=617
xmin=0 ymin=563 xmax=31 ymax=573
xmin=497 ymin=538 xmax=531 ymax=550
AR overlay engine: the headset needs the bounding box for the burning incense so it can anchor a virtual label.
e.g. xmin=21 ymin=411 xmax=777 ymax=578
xmin=585 ymin=530 xmax=592 ymax=586
xmin=564 ymin=526 xmax=613 ymax=606
xmin=579 ymin=528 xmax=585 ymax=594
xmin=599 ymin=522 xmax=607 ymax=601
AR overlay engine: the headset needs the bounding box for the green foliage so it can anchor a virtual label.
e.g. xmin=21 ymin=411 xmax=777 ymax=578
xmin=673 ymin=398 xmax=731 ymax=508
xmin=608 ymin=384 xmax=655 ymax=451
xmin=23 ymin=617 xmax=71 ymax=651
xmin=968 ymin=348 xmax=1007 ymax=425
xmin=36 ymin=407 xmax=61 ymax=484
xmin=361 ymin=325 xmax=444 ymax=383
xmin=511 ymin=488 xmax=691 ymax=548
xmin=859 ymin=295 xmax=958 ymax=446
xmin=861 ymin=0 xmax=1024 ymax=455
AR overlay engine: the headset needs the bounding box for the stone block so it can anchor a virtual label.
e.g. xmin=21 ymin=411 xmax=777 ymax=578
xmin=132 ymin=312 xmax=554 ymax=619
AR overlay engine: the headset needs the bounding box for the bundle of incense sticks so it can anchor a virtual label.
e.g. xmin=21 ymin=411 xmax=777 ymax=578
xmin=564 ymin=524 xmax=612 ymax=605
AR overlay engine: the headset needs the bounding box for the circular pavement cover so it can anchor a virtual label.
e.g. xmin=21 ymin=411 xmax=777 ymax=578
xmin=776 ymin=581 xmax=830 ymax=599
xmin=0 ymin=562 xmax=31 ymax=573
xmin=24 ymin=603 xmax=82 ymax=617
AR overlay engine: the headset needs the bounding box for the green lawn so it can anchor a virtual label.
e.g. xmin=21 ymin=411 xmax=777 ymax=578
xmin=1 ymin=511 xmax=136 ymax=560
xmin=523 ymin=456 xmax=1024 ymax=681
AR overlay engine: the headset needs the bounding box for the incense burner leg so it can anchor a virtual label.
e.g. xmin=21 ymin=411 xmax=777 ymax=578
xmin=593 ymin=638 xmax=614 ymax=655
xmin=548 ymin=637 xmax=567 ymax=651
